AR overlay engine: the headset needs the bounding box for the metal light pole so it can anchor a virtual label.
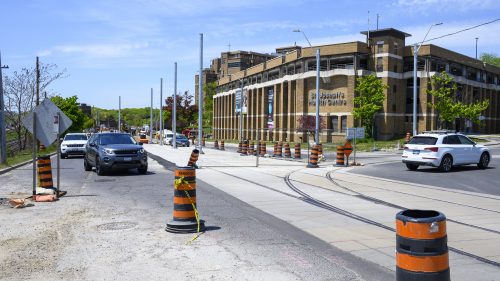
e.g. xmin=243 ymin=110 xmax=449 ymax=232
xmin=160 ymin=78 xmax=163 ymax=145
xmin=293 ymin=29 xmax=320 ymax=144
xmin=118 ymin=96 xmax=121 ymax=132
xmin=198 ymin=33 xmax=204 ymax=153
xmin=412 ymin=23 xmax=442 ymax=136
xmin=173 ymin=62 xmax=177 ymax=149
xmin=150 ymin=88 xmax=153 ymax=142
xmin=238 ymin=79 xmax=243 ymax=141
xmin=475 ymin=37 xmax=478 ymax=59
xmin=0 ymin=52 xmax=9 ymax=164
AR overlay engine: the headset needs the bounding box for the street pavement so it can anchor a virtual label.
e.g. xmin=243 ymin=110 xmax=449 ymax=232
xmin=143 ymin=142 xmax=500 ymax=281
xmin=0 ymin=155 xmax=392 ymax=280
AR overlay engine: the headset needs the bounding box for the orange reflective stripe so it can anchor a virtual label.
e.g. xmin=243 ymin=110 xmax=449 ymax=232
xmin=38 ymin=174 xmax=53 ymax=179
xmin=396 ymin=220 xmax=446 ymax=239
xmin=173 ymin=210 xmax=195 ymax=218
xmin=397 ymin=252 xmax=449 ymax=272
xmin=174 ymin=197 xmax=196 ymax=204
xmin=175 ymin=170 xmax=195 ymax=177
xmin=38 ymin=166 xmax=52 ymax=172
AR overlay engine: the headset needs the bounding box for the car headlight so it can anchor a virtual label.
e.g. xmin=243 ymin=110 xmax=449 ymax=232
xmin=103 ymin=148 xmax=115 ymax=155
xmin=139 ymin=148 xmax=144 ymax=154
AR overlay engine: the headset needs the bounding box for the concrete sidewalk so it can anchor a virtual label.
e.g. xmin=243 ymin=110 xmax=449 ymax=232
xmin=144 ymin=144 xmax=500 ymax=280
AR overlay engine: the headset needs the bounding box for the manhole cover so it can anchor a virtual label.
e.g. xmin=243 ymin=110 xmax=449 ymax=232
xmin=97 ymin=222 xmax=138 ymax=231
xmin=94 ymin=179 xmax=116 ymax=182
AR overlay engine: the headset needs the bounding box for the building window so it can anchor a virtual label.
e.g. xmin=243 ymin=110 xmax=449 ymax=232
xmin=377 ymin=42 xmax=384 ymax=53
xmin=394 ymin=42 xmax=399 ymax=55
xmin=340 ymin=116 xmax=347 ymax=133
xmin=228 ymin=62 xmax=241 ymax=68
xmin=330 ymin=116 xmax=339 ymax=132
xmin=393 ymin=85 xmax=397 ymax=94
xmin=376 ymin=57 xmax=383 ymax=72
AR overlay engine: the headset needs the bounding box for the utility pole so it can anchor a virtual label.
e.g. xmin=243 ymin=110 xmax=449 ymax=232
xmin=376 ymin=14 xmax=379 ymax=30
xmin=0 ymin=51 xmax=9 ymax=164
xmin=36 ymin=57 xmax=40 ymax=106
xmin=173 ymin=62 xmax=177 ymax=149
xmin=118 ymin=96 xmax=121 ymax=132
xmin=198 ymin=33 xmax=204 ymax=153
xmin=475 ymin=37 xmax=478 ymax=59
xmin=150 ymin=88 xmax=153 ymax=142
xmin=160 ymin=78 xmax=163 ymax=146
xmin=315 ymin=48 xmax=320 ymax=145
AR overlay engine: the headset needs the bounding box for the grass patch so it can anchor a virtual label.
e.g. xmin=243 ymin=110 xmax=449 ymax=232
xmin=0 ymin=144 xmax=57 ymax=169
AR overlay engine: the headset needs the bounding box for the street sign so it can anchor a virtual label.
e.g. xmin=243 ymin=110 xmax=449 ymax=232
xmin=22 ymin=99 xmax=72 ymax=146
xmin=346 ymin=127 xmax=365 ymax=139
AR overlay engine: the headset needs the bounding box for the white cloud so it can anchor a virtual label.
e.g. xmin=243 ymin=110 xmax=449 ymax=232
xmin=39 ymin=42 xmax=150 ymax=58
xmin=396 ymin=0 xmax=496 ymax=12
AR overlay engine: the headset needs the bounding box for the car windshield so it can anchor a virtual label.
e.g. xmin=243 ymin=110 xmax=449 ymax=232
xmin=64 ymin=134 xmax=88 ymax=141
xmin=99 ymin=134 xmax=135 ymax=145
xmin=409 ymin=136 xmax=438 ymax=145
xmin=176 ymin=134 xmax=187 ymax=140
xmin=166 ymin=134 xmax=173 ymax=138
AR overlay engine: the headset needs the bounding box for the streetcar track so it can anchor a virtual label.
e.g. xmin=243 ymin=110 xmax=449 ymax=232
xmin=206 ymin=165 xmax=500 ymax=268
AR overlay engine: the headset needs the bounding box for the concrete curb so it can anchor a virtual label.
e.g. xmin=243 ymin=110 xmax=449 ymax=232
xmin=0 ymin=152 xmax=57 ymax=176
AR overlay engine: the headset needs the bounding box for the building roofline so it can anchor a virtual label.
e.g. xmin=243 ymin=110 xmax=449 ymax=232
xmin=361 ymin=28 xmax=411 ymax=39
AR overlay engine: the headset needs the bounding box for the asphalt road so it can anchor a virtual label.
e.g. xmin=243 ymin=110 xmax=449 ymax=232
xmin=0 ymin=155 xmax=393 ymax=281
xmin=350 ymin=146 xmax=500 ymax=196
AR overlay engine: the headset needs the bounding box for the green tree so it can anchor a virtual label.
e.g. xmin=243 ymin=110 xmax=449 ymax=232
xmin=480 ymin=53 xmax=500 ymax=67
xmin=50 ymin=95 xmax=89 ymax=132
xmin=352 ymin=74 xmax=388 ymax=138
xmin=427 ymin=71 xmax=489 ymax=129
xmin=202 ymin=82 xmax=217 ymax=130
xmin=164 ymin=91 xmax=197 ymax=131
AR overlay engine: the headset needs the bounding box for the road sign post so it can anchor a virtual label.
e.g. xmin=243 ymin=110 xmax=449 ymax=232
xmin=346 ymin=127 xmax=365 ymax=165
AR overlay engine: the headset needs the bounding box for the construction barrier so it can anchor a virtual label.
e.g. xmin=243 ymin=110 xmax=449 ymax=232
xmin=396 ymin=210 xmax=449 ymax=281
xmin=294 ymin=143 xmax=301 ymax=159
xmin=336 ymin=146 xmax=345 ymax=166
xmin=317 ymin=143 xmax=323 ymax=156
xmin=343 ymin=141 xmax=353 ymax=166
xmin=307 ymin=144 xmax=319 ymax=168
xmin=405 ymin=132 xmax=411 ymax=144
xmin=259 ymin=141 xmax=266 ymax=156
xmin=165 ymin=166 xmax=205 ymax=233
xmin=37 ymin=155 xmax=54 ymax=189
xmin=237 ymin=141 xmax=242 ymax=153
xmin=201 ymin=137 xmax=205 ymax=147
xmin=214 ymin=140 xmax=219 ymax=149
xmin=220 ymin=140 xmax=225 ymax=151
xmin=284 ymin=142 xmax=291 ymax=158
xmin=240 ymin=140 xmax=248 ymax=156
xmin=275 ymin=142 xmax=283 ymax=157
xmin=187 ymin=149 xmax=200 ymax=168
xmin=248 ymin=141 xmax=255 ymax=156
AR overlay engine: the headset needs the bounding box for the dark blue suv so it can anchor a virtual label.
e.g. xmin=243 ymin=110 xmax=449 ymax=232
xmin=84 ymin=133 xmax=148 ymax=175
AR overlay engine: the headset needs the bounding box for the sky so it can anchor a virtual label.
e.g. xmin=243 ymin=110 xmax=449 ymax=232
xmin=1 ymin=0 xmax=499 ymax=110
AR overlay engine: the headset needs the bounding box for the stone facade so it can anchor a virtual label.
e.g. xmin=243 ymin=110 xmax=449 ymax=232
xmin=213 ymin=28 xmax=500 ymax=143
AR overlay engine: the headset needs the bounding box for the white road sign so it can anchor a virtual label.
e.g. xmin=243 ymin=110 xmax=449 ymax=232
xmin=22 ymin=99 xmax=73 ymax=147
xmin=346 ymin=127 xmax=365 ymax=139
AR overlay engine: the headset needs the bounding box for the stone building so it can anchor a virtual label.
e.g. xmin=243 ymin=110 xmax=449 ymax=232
xmin=212 ymin=28 xmax=500 ymax=143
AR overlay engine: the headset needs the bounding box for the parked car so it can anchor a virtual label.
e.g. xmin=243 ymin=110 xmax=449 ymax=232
xmin=402 ymin=131 xmax=490 ymax=172
xmin=138 ymin=134 xmax=149 ymax=144
xmin=163 ymin=133 xmax=174 ymax=145
xmin=84 ymin=133 xmax=148 ymax=175
xmin=168 ymin=134 xmax=190 ymax=147
xmin=60 ymin=133 xmax=88 ymax=158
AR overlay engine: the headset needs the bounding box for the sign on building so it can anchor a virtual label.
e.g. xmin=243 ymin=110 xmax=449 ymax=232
xmin=267 ymin=88 xmax=274 ymax=129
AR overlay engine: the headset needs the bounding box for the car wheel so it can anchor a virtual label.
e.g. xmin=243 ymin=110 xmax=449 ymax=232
xmin=95 ymin=157 xmax=105 ymax=176
xmin=84 ymin=157 xmax=92 ymax=171
xmin=138 ymin=165 xmax=148 ymax=174
xmin=406 ymin=163 xmax=419 ymax=171
xmin=477 ymin=152 xmax=490 ymax=169
xmin=439 ymin=155 xmax=453 ymax=172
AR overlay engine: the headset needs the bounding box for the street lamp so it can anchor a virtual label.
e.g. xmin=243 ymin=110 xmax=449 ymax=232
xmin=294 ymin=29 xmax=321 ymax=144
xmin=0 ymin=51 xmax=9 ymax=164
xmin=412 ymin=23 xmax=442 ymax=136
xmin=475 ymin=37 xmax=479 ymax=59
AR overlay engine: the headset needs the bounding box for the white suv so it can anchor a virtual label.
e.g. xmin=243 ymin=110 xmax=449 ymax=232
xmin=61 ymin=133 xmax=88 ymax=158
xmin=402 ymin=131 xmax=490 ymax=172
